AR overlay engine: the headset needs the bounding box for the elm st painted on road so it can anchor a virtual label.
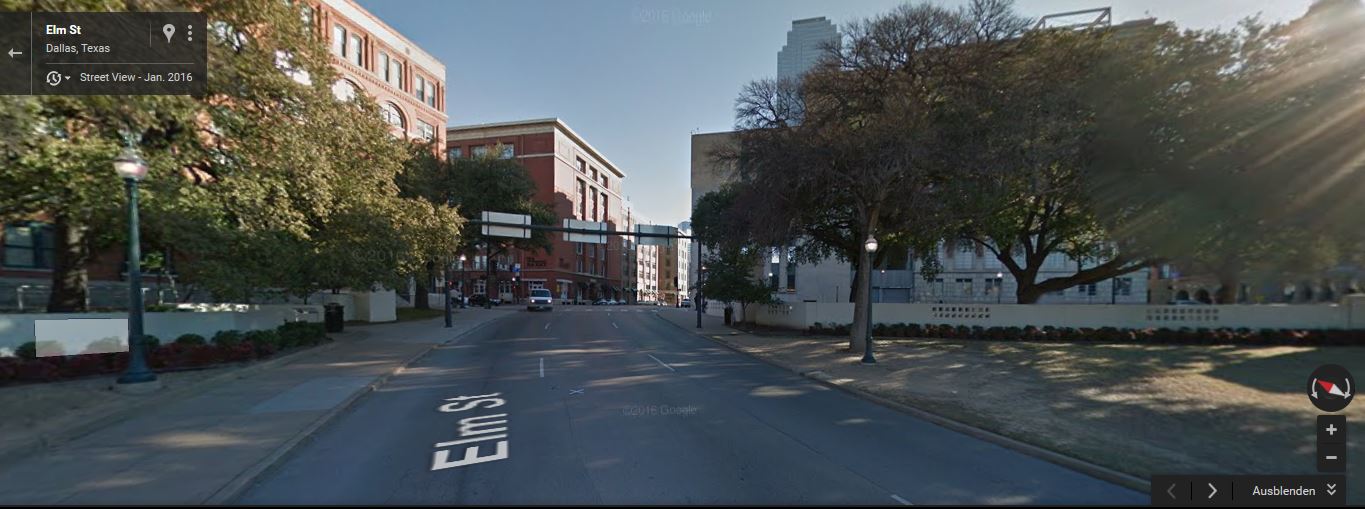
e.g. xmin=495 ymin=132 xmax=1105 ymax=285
xmin=238 ymin=307 xmax=1147 ymax=505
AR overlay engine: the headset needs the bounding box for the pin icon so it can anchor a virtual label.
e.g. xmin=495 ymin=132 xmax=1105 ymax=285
xmin=162 ymin=24 xmax=175 ymax=43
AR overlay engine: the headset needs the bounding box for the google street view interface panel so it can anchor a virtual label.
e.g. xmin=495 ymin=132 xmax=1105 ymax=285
xmin=2 ymin=0 xmax=1365 ymax=507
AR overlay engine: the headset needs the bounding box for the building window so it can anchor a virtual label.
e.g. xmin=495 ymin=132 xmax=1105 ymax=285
xmin=470 ymin=145 xmax=489 ymax=158
xmin=3 ymin=222 xmax=55 ymax=269
xmin=576 ymin=179 xmax=587 ymax=219
xmin=600 ymin=193 xmax=608 ymax=223
xmin=590 ymin=167 xmax=598 ymax=181
xmin=786 ymin=246 xmax=797 ymax=291
xmin=417 ymin=120 xmax=435 ymax=141
xmin=987 ymin=277 xmax=1004 ymax=297
xmin=379 ymin=52 xmax=390 ymax=81
xmin=388 ymin=59 xmax=402 ymax=88
xmin=331 ymin=24 xmax=346 ymax=56
xmin=591 ymin=191 xmax=599 ymax=221
xmin=1116 ymin=277 xmax=1133 ymax=296
xmin=500 ymin=144 xmax=514 ymax=159
xmin=1080 ymin=283 xmax=1097 ymax=296
xmin=425 ymin=81 xmax=437 ymax=108
xmin=347 ymin=34 xmax=362 ymax=66
xmin=331 ymin=78 xmax=357 ymax=102
xmin=380 ymin=102 xmax=405 ymax=130
xmin=956 ymin=278 xmax=974 ymax=297
xmin=447 ymin=146 xmax=462 ymax=160
xmin=415 ymin=75 xmax=426 ymax=102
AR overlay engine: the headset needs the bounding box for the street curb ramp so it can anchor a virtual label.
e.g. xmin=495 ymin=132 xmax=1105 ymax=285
xmin=654 ymin=312 xmax=1152 ymax=496
xmin=206 ymin=312 xmax=514 ymax=504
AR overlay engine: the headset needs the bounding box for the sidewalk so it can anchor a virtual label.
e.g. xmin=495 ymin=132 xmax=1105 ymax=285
xmin=0 ymin=306 xmax=514 ymax=504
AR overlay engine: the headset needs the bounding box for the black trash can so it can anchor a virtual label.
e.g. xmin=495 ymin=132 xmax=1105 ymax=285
xmin=724 ymin=306 xmax=733 ymax=325
xmin=324 ymin=302 xmax=345 ymax=333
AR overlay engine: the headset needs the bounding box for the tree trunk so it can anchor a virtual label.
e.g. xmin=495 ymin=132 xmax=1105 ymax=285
xmin=47 ymin=216 xmax=90 ymax=312
xmin=849 ymin=245 xmax=872 ymax=352
xmin=1214 ymin=271 xmax=1240 ymax=304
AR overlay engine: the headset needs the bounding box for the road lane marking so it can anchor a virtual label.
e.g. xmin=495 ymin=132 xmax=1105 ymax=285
xmin=646 ymin=353 xmax=675 ymax=372
xmin=544 ymin=322 xmax=550 ymax=330
xmin=569 ymin=388 xmax=584 ymax=395
xmin=612 ymin=322 xmax=619 ymax=329
xmin=432 ymin=394 xmax=510 ymax=471
xmin=891 ymin=494 xmax=913 ymax=505
xmin=539 ymin=358 xmax=544 ymax=378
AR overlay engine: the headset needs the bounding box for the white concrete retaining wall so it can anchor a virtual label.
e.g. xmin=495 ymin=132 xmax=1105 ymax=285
xmin=0 ymin=304 xmax=323 ymax=356
xmin=353 ymin=290 xmax=397 ymax=323
xmin=754 ymin=295 xmax=1365 ymax=331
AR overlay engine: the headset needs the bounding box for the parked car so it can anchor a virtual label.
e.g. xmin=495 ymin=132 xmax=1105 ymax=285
xmin=680 ymin=298 xmax=692 ymax=308
xmin=527 ymin=288 xmax=553 ymax=312
xmin=593 ymin=299 xmax=608 ymax=305
xmin=469 ymin=294 xmax=501 ymax=307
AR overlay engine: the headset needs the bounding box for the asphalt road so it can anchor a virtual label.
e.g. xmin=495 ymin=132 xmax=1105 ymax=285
xmin=237 ymin=306 xmax=1147 ymax=505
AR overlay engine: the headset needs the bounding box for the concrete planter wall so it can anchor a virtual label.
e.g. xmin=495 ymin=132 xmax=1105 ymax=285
xmin=755 ymin=295 xmax=1365 ymax=331
xmin=0 ymin=304 xmax=322 ymax=356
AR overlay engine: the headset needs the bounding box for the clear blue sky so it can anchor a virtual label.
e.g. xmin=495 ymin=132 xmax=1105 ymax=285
xmin=357 ymin=0 xmax=1314 ymax=227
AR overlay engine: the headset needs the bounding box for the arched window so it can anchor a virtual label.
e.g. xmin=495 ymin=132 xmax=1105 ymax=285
xmin=380 ymin=102 xmax=405 ymax=130
xmin=331 ymin=78 xmax=359 ymax=102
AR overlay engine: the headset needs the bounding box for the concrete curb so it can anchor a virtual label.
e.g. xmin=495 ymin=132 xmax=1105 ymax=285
xmin=0 ymin=340 xmax=340 ymax=467
xmin=207 ymin=312 xmax=515 ymax=505
xmin=653 ymin=313 xmax=1152 ymax=495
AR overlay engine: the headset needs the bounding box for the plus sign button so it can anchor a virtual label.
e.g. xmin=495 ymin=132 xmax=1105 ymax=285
xmin=1309 ymin=364 xmax=1355 ymax=413
xmin=1319 ymin=415 xmax=1348 ymax=444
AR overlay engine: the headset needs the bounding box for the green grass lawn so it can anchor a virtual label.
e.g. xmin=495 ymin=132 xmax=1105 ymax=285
xmin=721 ymin=333 xmax=1365 ymax=501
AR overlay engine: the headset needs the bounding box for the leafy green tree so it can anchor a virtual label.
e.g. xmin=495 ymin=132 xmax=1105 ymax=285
xmin=399 ymin=149 xmax=556 ymax=303
xmin=725 ymin=0 xmax=1024 ymax=347
xmin=0 ymin=0 xmax=463 ymax=307
xmin=700 ymin=247 xmax=776 ymax=323
xmin=1088 ymin=0 xmax=1365 ymax=302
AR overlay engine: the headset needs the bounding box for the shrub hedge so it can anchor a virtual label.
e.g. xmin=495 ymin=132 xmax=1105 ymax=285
xmin=0 ymin=320 xmax=334 ymax=385
xmin=806 ymin=322 xmax=1365 ymax=346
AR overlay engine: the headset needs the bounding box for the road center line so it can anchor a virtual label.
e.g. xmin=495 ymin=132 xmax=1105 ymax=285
xmin=539 ymin=358 xmax=544 ymax=378
xmin=891 ymin=494 xmax=913 ymax=505
xmin=646 ymin=353 xmax=675 ymax=372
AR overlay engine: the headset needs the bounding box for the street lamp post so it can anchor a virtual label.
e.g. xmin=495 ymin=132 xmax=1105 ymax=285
xmin=113 ymin=146 xmax=159 ymax=392
xmin=996 ymin=271 xmax=1004 ymax=304
xmin=459 ymin=254 xmax=468 ymax=309
xmin=696 ymin=264 xmax=706 ymax=329
xmin=861 ymin=234 xmax=878 ymax=365
xmin=444 ymin=259 xmax=453 ymax=328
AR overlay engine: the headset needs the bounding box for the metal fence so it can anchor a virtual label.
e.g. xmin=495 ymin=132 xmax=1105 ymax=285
xmin=0 ymin=281 xmax=189 ymax=312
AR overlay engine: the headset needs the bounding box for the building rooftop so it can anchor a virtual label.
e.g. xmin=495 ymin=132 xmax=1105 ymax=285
xmin=447 ymin=118 xmax=627 ymax=179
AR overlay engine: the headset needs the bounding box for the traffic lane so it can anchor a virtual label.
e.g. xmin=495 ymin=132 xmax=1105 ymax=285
xmin=615 ymin=310 xmax=1149 ymax=505
xmin=535 ymin=311 xmax=894 ymax=504
xmin=237 ymin=310 xmax=605 ymax=504
xmin=242 ymin=308 xmax=895 ymax=505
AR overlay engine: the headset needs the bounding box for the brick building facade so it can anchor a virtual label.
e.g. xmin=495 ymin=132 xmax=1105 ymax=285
xmin=445 ymin=119 xmax=627 ymax=304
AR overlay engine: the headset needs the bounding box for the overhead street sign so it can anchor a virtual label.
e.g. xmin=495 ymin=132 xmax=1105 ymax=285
xmin=637 ymin=225 xmax=678 ymax=247
xmin=481 ymin=211 xmax=531 ymax=239
xmin=563 ymin=219 xmax=608 ymax=244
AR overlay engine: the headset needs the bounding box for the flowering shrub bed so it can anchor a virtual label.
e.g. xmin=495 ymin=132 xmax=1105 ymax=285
xmin=0 ymin=322 xmax=330 ymax=385
xmin=806 ymin=322 xmax=1365 ymax=346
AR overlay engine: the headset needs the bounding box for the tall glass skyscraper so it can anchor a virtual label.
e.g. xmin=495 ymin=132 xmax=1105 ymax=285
xmin=776 ymin=17 xmax=840 ymax=81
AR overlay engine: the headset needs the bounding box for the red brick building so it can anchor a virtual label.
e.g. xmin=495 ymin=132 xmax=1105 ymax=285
xmin=445 ymin=119 xmax=627 ymax=304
